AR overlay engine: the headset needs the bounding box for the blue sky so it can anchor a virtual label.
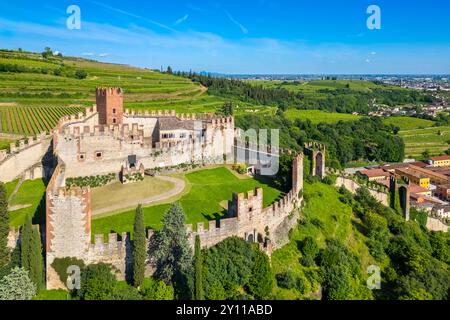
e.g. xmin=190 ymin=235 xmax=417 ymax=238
xmin=0 ymin=0 xmax=449 ymax=74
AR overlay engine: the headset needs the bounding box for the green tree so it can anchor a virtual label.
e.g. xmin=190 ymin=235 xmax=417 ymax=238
xmin=247 ymin=248 xmax=273 ymax=299
xmin=194 ymin=235 xmax=204 ymax=300
xmin=153 ymin=203 xmax=193 ymax=298
xmin=141 ymin=277 xmax=174 ymax=300
xmin=75 ymin=69 xmax=87 ymax=79
xmin=0 ymin=182 xmax=9 ymax=268
xmin=29 ymin=227 xmax=43 ymax=289
xmin=0 ymin=267 xmax=36 ymax=300
xmin=20 ymin=214 xmax=32 ymax=271
xmin=78 ymin=263 xmax=116 ymax=300
xmin=132 ymin=205 xmax=146 ymax=288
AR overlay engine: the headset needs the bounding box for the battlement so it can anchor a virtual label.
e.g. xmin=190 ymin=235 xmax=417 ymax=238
xmin=305 ymin=141 xmax=326 ymax=152
xmin=96 ymin=87 xmax=123 ymax=96
xmin=91 ymin=232 xmax=128 ymax=249
xmin=60 ymin=123 xmax=144 ymax=140
xmin=56 ymin=105 xmax=98 ymax=132
xmin=4 ymin=132 xmax=48 ymax=155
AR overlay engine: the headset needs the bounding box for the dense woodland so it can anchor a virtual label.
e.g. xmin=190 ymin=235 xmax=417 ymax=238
xmin=237 ymin=114 xmax=405 ymax=168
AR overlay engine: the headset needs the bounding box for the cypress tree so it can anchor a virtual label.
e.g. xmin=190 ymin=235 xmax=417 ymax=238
xmin=29 ymin=227 xmax=43 ymax=289
xmin=153 ymin=202 xmax=193 ymax=298
xmin=20 ymin=214 xmax=32 ymax=271
xmin=133 ymin=205 xmax=146 ymax=288
xmin=0 ymin=182 xmax=9 ymax=268
xmin=194 ymin=235 xmax=204 ymax=300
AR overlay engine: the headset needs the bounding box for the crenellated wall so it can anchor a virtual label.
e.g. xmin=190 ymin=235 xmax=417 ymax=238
xmin=0 ymin=132 xmax=52 ymax=183
xmin=45 ymin=153 xmax=304 ymax=289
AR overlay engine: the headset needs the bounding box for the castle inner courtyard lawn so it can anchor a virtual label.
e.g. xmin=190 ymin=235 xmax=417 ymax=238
xmin=91 ymin=176 xmax=183 ymax=215
xmin=91 ymin=166 xmax=284 ymax=239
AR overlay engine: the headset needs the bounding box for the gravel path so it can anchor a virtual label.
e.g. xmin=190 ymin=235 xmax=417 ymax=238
xmin=92 ymin=176 xmax=186 ymax=216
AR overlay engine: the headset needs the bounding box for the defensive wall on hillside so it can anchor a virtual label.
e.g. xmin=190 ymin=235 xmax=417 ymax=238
xmin=44 ymin=153 xmax=304 ymax=289
xmin=0 ymin=133 xmax=53 ymax=183
xmin=335 ymin=176 xmax=389 ymax=206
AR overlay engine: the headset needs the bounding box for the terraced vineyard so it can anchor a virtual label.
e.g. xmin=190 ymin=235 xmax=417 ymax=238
xmin=0 ymin=50 xmax=223 ymax=114
xmin=400 ymin=126 xmax=450 ymax=158
xmin=0 ymin=105 xmax=84 ymax=135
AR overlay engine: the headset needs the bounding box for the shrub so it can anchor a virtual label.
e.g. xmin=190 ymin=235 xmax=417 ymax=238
xmin=66 ymin=173 xmax=116 ymax=189
xmin=140 ymin=277 xmax=174 ymax=300
xmin=232 ymin=163 xmax=247 ymax=174
xmin=78 ymin=263 xmax=116 ymax=300
xmin=75 ymin=69 xmax=87 ymax=79
xmin=0 ymin=267 xmax=36 ymax=300
xmin=276 ymin=271 xmax=297 ymax=290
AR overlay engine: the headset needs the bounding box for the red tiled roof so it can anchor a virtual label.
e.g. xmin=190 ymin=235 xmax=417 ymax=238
xmin=409 ymin=184 xmax=430 ymax=194
xmin=359 ymin=168 xmax=389 ymax=178
xmin=431 ymin=155 xmax=450 ymax=161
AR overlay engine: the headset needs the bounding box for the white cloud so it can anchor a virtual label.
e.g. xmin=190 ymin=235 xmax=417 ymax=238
xmin=365 ymin=59 xmax=371 ymax=63
xmin=98 ymin=53 xmax=110 ymax=57
xmin=174 ymin=14 xmax=189 ymax=26
xmin=225 ymin=11 xmax=248 ymax=35
xmin=370 ymin=51 xmax=377 ymax=55
xmin=82 ymin=52 xmax=94 ymax=56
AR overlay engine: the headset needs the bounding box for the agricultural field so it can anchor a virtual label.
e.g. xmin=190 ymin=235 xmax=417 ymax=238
xmin=0 ymin=105 xmax=84 ymax=135
xmin=91 ymin=166 xmax=283 ymax=239
xmin=0 ymin=50 xmax=225 ymax=117
xmin=253 ymin=79 xmax=382 ymax=93
xmin=284 ymin=109 xmax=361 ymax=124
xmin=400 ymin=126 xmax=450 ymax=158
xmin=382 ymin=116 xmax=435 ymax=130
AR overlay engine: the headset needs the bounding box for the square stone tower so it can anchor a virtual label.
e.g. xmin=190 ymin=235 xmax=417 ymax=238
xmin=96 ymin=87 xmax=124 ymax=125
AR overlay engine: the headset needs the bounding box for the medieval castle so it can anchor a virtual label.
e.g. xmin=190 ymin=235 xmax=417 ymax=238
xmin=0 ymin=88 xmax=317 ymax=290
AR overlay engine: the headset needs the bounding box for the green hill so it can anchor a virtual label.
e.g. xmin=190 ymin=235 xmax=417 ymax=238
xmin=0 ymin=49 xmax=226 ymax=137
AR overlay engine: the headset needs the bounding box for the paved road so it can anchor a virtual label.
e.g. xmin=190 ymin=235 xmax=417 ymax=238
xmin=92 ymin=176 xmax=186 ymax=216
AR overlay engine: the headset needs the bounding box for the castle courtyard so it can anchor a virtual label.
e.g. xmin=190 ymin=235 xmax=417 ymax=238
xmin=91 ymin=166 xmax=284 ymax=239
xmin=91 ymin=176 xmax=186 ymax=216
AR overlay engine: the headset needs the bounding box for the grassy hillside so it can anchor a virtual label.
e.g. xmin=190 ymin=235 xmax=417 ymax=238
xmin=383 ymin=116 xmax=435 ymax=131
xmin=0 ymin=49 xmax=230 ymax=136
xmin=271 ymin=181 xmax=374 ymax=299
xmin=252 ymin=79 xmax=382 ymax=93
xmin=284 ymin=109 xmax=362 ymax=124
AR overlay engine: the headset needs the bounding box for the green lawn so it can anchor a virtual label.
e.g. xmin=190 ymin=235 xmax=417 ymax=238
xmin=8 ymin=178 xmax=46 ymax=227
xmin=33 ymin=290 xmax=72 ymax=300
xmin=284 ymin=109 xmax=361 ymax=124
xmin=400 ymin=126 xmax=450 ymax=158
xmin=91 ymin=176 xmax=175 ymax=212
xmin=383 ymin=116 xmax=435 ymax=130
xmin=91 ymin=167 xmax=283 ymax=239
xmin=271 ymin=181 xmax=374 ymax=299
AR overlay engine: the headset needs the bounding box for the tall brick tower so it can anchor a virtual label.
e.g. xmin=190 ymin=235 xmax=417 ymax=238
xmin=96 ymin=87 xmax=124 ymax=125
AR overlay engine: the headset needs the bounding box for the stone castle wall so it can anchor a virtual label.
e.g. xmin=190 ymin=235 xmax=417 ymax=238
xmin=45 ymin=152 xmax=303 ymax=289
xmin=0 ymin=133 xmax=52 ymax=183
xmin=426 ymin=217 xmax=449 ymax=232
xmin=335 ymin=176 xmax=389 ymax=206
xmin=54 ymin=108 xmax=235 ymax=178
